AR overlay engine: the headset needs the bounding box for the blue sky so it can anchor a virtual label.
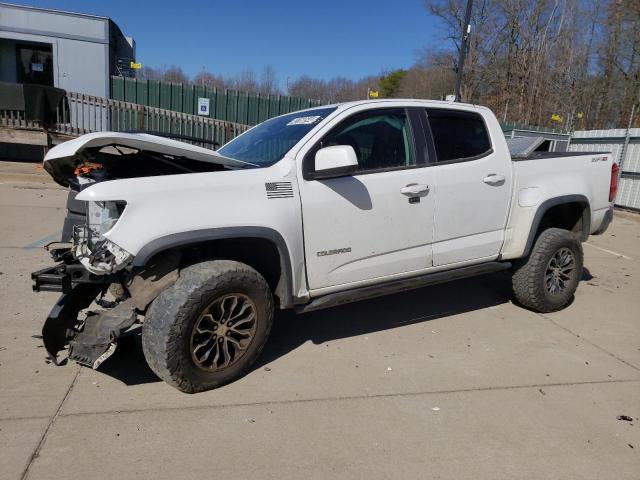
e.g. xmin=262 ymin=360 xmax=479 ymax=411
xmin=20 ymin=0 xmax=444 ymax=85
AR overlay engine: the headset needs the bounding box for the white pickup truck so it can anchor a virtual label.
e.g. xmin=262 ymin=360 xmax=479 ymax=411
xmin=32 ymin=99 xmax=617 ymax=392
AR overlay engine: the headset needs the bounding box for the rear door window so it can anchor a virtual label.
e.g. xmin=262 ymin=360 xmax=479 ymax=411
xmin=426 ymin=108 xmax=491 ymax=162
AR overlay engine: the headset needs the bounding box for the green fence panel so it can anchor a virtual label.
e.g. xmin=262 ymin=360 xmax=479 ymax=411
xmin=289 ymin=97 xmax=300 ymax=112
xmin=148 ymin=80 xmax=160 ymax=107
xmin=279 ymin=95 xmax=291 ymax=115
xmin=239 ymin=93 xmax=247 ymax=123
xmin=111 ymin=77 xmax=124 ymax=101
xmin=269 ymin=95 xmax=280 ymax=119
xmin=110 ymin=76 xmax=323 ymax=126
xmin=171 ymin=83 xmax=183 ymax=113
xmin=258 ymin=95 xmax=269 ymax=123
xmin=124 ymin=78 xmax=137 ymax=103
xmin=226 ymin=89 xmax=238 ymax=123
xmin=183 ymin=84 xmax=194 ymax=115
xmin=237 ymin=91 xmax=248 ymax=125
xmin=215 ymin=89 xmax=227 ymax=122
xmin=136 ymin=80 xmax=148 ymax=107
xmin=247 ymin=93 xmax=259 ymax=125
xmin=159 ymin=82 xmax=172 ymax=110
xmin=212 ymin=87 xmax=219 ymax=118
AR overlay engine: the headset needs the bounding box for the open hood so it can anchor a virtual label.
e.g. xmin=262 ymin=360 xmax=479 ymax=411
xmin=43 ymin=131 xmax=254 ymax=187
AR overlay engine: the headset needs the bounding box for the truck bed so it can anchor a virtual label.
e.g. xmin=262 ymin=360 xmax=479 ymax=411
xmin=512 ymin=151 xmax=610 ymax=161
xmin=505 ymin=135 xmax=609 ymax=161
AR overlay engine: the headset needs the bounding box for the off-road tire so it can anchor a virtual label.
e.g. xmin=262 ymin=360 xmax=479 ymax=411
xmin=512 ymin=228 xmax=583 ymax=313
xmin=142 ymin=260 xmax=273 ymax=393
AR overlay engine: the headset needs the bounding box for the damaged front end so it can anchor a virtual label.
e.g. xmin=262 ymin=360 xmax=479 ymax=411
xmin=32 ymin=241 xmax=124 ymax=368
xmin=31 ymin=193 xmax=138 ymax=368
xmin=74 ymin=201 xmax=132 ymax=275
xmin=32 ymin=193 xmax=177 ymax=369
xmin=32 ymin=131 xmax=248 ymax=369
xmin=33 ymin=243 xmax=179 ymax=369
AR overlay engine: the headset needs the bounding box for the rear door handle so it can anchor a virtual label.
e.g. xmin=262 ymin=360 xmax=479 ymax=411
xmin=400 ymin=183 xmax=430 ymax=196
xmin=483 ymin=174 xmax=505 ymax=185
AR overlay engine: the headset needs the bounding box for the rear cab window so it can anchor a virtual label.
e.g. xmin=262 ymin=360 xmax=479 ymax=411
xmin=425 ymin=108 xmax=492 ymax=163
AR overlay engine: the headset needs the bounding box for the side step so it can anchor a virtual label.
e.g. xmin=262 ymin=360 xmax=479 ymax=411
xmin=297 ymin=261 xmax=512 ymax=313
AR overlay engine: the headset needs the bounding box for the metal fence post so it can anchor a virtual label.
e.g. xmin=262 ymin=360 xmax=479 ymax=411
xmin=618 ymin=103 xmax=635 ymax=183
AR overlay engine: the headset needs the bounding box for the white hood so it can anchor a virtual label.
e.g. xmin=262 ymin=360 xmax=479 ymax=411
xmin=43 ymin=131 xmax=254 ymax=186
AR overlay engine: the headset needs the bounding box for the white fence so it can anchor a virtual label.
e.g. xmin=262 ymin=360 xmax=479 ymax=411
xmin=1 ymin=91 xmax=251 ymax=149
xmin=569 ymin=128 xmax=640 ymax=210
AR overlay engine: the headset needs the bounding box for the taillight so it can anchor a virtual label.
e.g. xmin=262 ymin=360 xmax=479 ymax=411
xmin=609 ymin=163 xmax=619 ymax=202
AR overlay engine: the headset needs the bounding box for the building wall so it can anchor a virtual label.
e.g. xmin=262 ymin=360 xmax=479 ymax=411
xmin=0 ymin=3 xmax=108 ymax=41
xmin=0 ymin=3 xmax=133 ymax=97
xmin=0 ymin=30 xmax=109 ymax=97
xmin=56 ymin=37 xmax=110 ymax=96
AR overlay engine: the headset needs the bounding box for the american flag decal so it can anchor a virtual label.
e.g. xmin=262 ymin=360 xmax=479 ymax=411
xmin=265 ymin=182 xmax=294 ymax=199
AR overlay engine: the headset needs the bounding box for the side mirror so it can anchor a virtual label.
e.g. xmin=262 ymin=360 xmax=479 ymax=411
xmin=312 ymin=145 xmax=358 ymax=179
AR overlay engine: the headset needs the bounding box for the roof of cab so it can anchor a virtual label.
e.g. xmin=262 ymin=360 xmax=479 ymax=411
xmin=299 ymin=98 xmax=483 ymax=114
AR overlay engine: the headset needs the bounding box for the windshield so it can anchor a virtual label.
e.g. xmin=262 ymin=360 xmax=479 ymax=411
xmin=218 ymin=107 xmax=337 ymax=166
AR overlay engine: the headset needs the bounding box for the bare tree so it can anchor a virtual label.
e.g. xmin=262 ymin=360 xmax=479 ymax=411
xmin=227 ymin=68 xmax=259 ymax=92
xmin=140 ymin=65 xmax=162 ymax=81
xmin=259 ymin=65 xmax=280 ymax=95
xmin=398 ymin=51 xmax=455 ymax=99
xmin=422 ymin=0 xmax=639 ymax=129
xmin=288 ymin=75 xmax=327 ymax=101
xmin=162 ymin=65 xmax=189 ymax=84
xmin=193 ymin=70 xmax=226 ymax=89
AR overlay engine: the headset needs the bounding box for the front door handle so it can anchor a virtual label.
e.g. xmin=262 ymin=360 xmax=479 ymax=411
xmin=483 ymin=174 xmax=506 ymax=185
xmin=400 ymin=183 xmax=430 ymax=196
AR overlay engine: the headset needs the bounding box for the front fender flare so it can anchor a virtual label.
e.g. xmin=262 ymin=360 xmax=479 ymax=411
xmin=131 ymin=227 xmax=295 ymax=308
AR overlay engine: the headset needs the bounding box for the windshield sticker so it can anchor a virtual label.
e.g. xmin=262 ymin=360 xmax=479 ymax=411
xmin=287 ymin=115 xmax=321 ymax=126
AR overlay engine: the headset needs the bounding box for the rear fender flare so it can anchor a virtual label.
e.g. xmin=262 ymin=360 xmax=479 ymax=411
xmin=522 ymin=194 xmax=591 ymax=257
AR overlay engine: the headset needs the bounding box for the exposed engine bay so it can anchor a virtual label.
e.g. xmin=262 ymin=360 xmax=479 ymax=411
xmin=46 ymin=145 xmax=228 ymax=188
xmin=57 ymin=147 xmax=227 ymax=276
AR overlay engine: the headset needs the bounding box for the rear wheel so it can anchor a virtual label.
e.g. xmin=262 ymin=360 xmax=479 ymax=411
xmin=512 ymin=228 xmax=583 ymax=313
xmin=142 ymin=260 xmax=273 ymax=393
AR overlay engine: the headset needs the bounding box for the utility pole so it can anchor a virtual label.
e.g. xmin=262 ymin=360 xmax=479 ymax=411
xmin=454 ymin=0 xmax=474 ymax=102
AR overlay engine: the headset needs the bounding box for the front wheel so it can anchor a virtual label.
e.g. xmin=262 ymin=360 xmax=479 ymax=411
xmin=512 ymin=228 xmax=584 ymax=313
xmin=142 ymin=260 xmax=274 ymax=393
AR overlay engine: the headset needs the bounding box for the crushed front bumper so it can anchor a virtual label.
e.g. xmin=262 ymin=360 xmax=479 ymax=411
xmin=32 ymin=257 xmax=131 ymax=367
xmin=31 ymin=262 xmax=114 ymax=293
xmin=32 ymin=250 xmax=179 ymax=369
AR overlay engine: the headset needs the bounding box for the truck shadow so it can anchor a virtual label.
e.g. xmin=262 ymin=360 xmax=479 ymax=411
xmin=98 ymin=267 xmax=595 ymax=386
xmin=253 ymin=270 xmax=513 ymax=371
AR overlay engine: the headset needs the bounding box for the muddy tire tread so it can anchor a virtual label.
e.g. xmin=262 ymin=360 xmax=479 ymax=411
xmin=142 ymin=260 xmax=273 ymax=393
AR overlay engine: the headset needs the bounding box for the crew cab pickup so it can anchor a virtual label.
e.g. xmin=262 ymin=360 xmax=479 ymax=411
xmin=32 ymin=100 xmax=617 ymax=392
